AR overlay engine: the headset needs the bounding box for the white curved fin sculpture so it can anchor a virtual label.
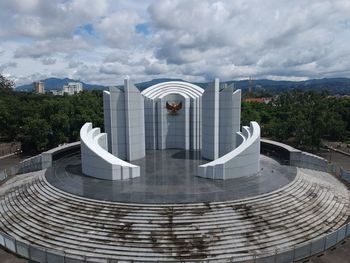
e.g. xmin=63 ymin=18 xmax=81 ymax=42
xmin=80 ymin=122 xmax=140 ymax=180
xmin=199 ymin=121 xmax=260 ymax=180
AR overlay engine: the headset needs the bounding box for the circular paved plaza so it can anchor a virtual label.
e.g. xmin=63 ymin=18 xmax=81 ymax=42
xmin=46 ymin=150 xmax=296 ymax=203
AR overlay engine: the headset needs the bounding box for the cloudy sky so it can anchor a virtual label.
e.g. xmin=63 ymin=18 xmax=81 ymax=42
xmin=0 ymin=0 xmax=350 ymax=86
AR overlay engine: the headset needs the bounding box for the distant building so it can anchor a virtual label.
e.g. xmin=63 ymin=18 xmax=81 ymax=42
xmin=328 ymin=94 xmax=350 ymax=99
xmin=244 ymin=97 xmax=272 ymax=104
xmin=33 ymin=81 xmax=45 ymax=94
xmin=62 ymin=82 xmax=83 ymax=95
xmin=248 ymin=76 xmax=253 ymax=95
xmin=50 ymin=90 xmax=60 ymax=96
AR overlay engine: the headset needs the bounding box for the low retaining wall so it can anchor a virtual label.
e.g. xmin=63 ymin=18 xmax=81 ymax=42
xmin=0 ymin=142 xmax=80 ymax=184
xmin=296 ymin=151 xmax=328 ymax=171
xmin=261 ymin=139 xmax=298 ymax=164
xmin=261 ymin=139 xmax=328 ymax=172
xmin=340 ymin=168 xmax=350 ymax=182
xmin=17 ymin=155 xmax=43 ymax=174
xmin=41 ymin=141 xmax=80 ymax=169
xmin=0 ymin=155 xmax=42 ymax=183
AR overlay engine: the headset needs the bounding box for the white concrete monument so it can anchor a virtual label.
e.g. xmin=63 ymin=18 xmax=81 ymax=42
xmin=80 ymin=78 xmax=260 ymax=180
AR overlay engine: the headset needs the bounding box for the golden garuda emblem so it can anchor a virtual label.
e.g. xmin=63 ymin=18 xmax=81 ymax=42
xmin=166 ymin=101 xmax=182 ymax=115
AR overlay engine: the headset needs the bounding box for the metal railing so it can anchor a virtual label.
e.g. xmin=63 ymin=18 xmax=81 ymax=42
xmin=0 ymin=223 xmax=349 ymax=263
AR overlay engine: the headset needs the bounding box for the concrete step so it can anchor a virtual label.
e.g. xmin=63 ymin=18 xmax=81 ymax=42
xmin=0 ymin=168 xmax=349 ymax=262
xmin=5 ymin=187 xmax=344 ymax=248
xmin=17 ymin=180 xmax=339 ymax=233
xmin=33 ymin=174 xmax=310 ymax=218
xmin=0 ymin=192 xmax=344 ymax=254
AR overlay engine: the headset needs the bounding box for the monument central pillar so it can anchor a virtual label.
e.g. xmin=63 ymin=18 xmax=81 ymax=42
xmin=156 ymin=93 xmax=190 ymax=150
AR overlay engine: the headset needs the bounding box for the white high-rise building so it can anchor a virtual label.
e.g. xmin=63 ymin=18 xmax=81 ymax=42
xmin=33 ymin=81 xmax=45 ymax=94
xmin=63 ymin=82 xmax=83 ymax=95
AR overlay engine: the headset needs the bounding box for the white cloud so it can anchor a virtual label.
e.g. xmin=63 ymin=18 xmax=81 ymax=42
xmin=0 ymin=62 xmax=17 ymax=72
xmin=41 ymin=57 xmax=57 ymax=65
xmin=0 ymin=0 xmax=350 ymax=86
xmin=14 ymin=37 xmax=89 ymax=58
xmin=99 ymin=62 xmax=130 ymax=75
xmin=94 ymin=10 xmax=143 ymax=48
xmin=144 ymin=62 xmax=169 ymax=75
xmin=68 ymin=61 xmax=84 ymax=68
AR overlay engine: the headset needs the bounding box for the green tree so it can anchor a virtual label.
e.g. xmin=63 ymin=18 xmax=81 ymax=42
xmin=49 ymin=113 xmax=70 ymax=147
xmin=19 ymin=118 xmax=51 ymax=152
xmin=0 ymin=73 xmax=14 ymax=90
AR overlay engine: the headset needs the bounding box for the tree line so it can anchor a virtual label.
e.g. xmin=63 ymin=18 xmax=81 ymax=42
xmin=0 ymin=82 xmax=103 ymax=153
xmin=242 ymin=90 xmax=350 ymax=150
xmin=1 ymin=74 xmax=349 ymax=153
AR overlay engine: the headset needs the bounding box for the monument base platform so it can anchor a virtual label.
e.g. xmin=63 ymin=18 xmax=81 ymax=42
xmin=46 ymin=149 xmax=296 ymax=204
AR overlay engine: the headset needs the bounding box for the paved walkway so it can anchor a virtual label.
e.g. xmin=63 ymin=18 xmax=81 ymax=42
xmin=316 ymin=149 xmax=350 ymax=171
xmin=324 ymin=141 xmax=350 ymax=155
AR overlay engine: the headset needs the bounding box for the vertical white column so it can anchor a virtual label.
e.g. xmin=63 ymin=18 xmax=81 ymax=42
xmin=103 ymin=91 xmax=112 ymax=152
xmin=185 ymin=97 xmax=190 ymax=150
xmin=219 ymin=85 xmax=234 ymax=156
xmin=144 ymin=98 xmax=156 ymax=149
xmin=105 ymin=87 xmax=126 ymax=159
xmin=124 ymin=79 xmax=132 ymax=160
xmin=201 ymin=78 xmax=219 ymax=160
xmin=232 ymin=89 xmax=241 ymax=148
xmin=110 ymin=87 xmax=118 ymax=156
xmin=157 ymin=98 xmax=164 ymax=149
xmin=214 ymin=78 xmax=219 ymax=159
xmin=193 ymin=99 xmax=197 ymax=150
xmin=124 ymin=78 xmax=145 ymax=161
xmin=199 ymin=96 xmax=202 ymax=150
xmin=152 ymin=100 xmax=157 ymax=149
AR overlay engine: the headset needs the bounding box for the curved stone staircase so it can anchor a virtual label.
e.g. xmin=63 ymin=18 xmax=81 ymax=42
xmin=0 ymin=168 xmax=349 ymax=262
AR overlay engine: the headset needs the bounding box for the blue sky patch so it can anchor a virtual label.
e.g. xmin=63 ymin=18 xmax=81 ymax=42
xmin=74 ymin=23 xmax=95 ymax=36
xmin=135 ymin=23 xmax=150 ymax=36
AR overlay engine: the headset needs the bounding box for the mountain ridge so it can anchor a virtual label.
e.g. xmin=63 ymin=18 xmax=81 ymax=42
xmin=16 ymin=77 xmax=350 ymax=94
xmin=16 ymin=77 xmax=107 ymax=92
